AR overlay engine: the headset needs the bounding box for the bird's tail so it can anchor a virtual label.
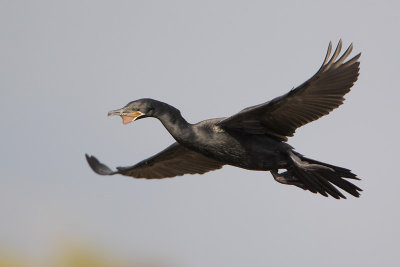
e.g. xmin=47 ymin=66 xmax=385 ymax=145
xmin=274 ymin=151 xmax=362 ymax=199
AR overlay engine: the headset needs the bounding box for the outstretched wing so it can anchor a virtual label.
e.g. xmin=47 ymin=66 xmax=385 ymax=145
xmin=217 ymin=40 xmax=361 ymax=141
xmin=86 ymin=143 xmax=224 ymax=179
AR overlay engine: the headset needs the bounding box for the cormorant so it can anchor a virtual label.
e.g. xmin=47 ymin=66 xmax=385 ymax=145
xmin=86 ymin=40 xmax=362 ymax=199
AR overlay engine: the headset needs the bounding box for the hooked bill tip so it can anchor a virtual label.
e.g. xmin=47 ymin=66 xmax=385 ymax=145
xmin=107 ymin=108 xmax=123 ymax=116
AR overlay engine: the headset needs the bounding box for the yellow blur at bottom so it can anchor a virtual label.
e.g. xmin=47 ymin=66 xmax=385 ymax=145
xmin=0 ymin=246 xmax=164 ymax=267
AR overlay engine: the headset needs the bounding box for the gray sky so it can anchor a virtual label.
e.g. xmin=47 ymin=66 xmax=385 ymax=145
xmin=1 ymin=0 xmax=399 ymax=266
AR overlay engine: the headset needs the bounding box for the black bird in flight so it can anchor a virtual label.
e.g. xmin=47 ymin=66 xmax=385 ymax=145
xmin=86 ymin=40 xmax=362 ymax=199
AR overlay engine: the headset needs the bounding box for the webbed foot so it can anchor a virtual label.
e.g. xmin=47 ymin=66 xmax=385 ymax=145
xmin=271 ymin=170 xmax=307 ymax=190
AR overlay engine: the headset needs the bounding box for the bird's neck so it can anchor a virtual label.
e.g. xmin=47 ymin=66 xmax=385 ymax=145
xmin=155 ymin=103 xmax=193 ymax=143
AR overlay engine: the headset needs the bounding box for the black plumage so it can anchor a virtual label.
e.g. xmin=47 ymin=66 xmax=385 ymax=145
xmin=86 ymin=40 xmax=362 ymax=199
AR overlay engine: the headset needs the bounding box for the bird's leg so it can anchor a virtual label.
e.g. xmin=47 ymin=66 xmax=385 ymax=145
xmin=271 ymin=169 xmax=307 ymax=190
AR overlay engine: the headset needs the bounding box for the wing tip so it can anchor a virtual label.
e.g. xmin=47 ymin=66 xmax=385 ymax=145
xmin=321 ymin=40 xmax=361 ymax=71
xmin=85 ymin=154 xmax=116 ymax=175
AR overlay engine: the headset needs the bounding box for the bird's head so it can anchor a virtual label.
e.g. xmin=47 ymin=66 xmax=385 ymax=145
xmin=107 ymin=98 xmax=156 ymax=125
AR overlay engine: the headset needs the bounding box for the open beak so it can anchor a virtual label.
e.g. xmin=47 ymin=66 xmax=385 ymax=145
xmin=108 ymin=108 xmax=145 ymax=125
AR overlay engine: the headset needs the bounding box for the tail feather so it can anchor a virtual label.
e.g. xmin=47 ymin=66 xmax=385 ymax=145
xmin=312 ymin=171 xmax=346 ymax=199
xmin=292 ymin=167 xmax=326 ymax=195
xmin=288 ymin=151 xmax=362 ymax=199
xmin=322 ymin=170 xmax=362 ymax=197
xmin=299 ymin=155 xmax=359 ymax=180
xmin=291 ymin=166 xmax=345 ymax=199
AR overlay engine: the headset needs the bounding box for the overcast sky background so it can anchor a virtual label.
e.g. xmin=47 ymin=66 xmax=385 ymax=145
xmin=1 ymin=1 xmax=399 ymax=266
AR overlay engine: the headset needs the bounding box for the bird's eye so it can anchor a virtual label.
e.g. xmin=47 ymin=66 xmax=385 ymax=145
xmin=132 ymin=108 xmax=138 ymax=111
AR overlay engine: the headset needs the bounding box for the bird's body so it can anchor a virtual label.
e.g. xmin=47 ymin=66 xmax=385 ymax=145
xmin=86 ymin=40 xmax=362 ymax=199
xmin=170 ymin=117 xmax=290 ymax=171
